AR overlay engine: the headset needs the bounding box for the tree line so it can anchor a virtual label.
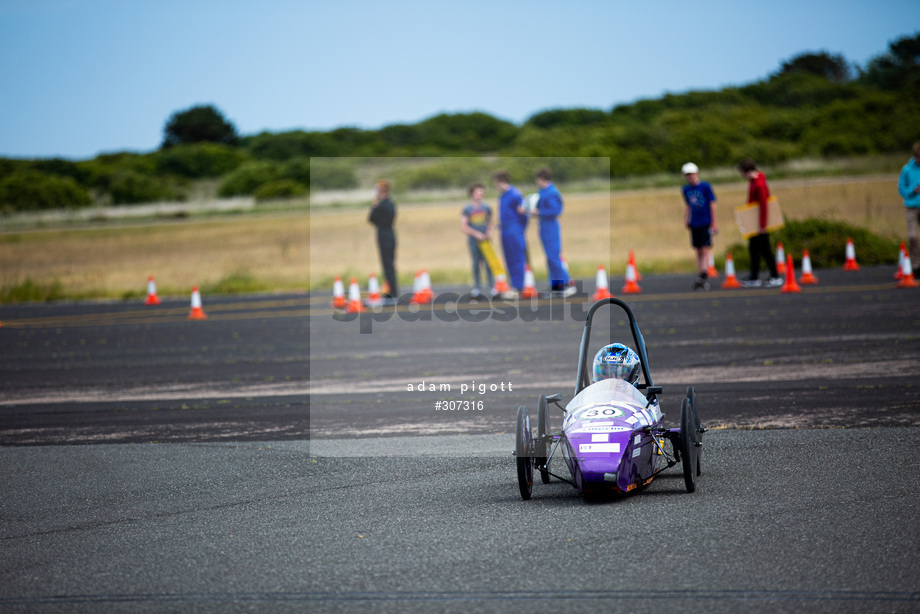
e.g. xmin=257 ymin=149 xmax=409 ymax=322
xmin=1 ymin=33 xmax=918 ymax=212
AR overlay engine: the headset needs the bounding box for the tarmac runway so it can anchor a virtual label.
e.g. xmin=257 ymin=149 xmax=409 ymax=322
xmin=1 ymin=266 xmax=919 ymax=611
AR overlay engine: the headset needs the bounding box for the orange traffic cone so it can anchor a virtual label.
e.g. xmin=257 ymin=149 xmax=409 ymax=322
xmin=331 ymin=276 xmax=346 ymax=308
xmin=627 ymin=250 xmax=643 ymax=281
xmin=895 ymin=243 xmax=906 ymax=280
xmin=843 ymin=238 xmax=860 ymax=271
xmin=366 ymin=273 xmax=382 ymax=306
xmin=776 ymin=243 xmax=786 ymax=275
xmin=411 ymin=269 xmax=433 ymax=304
xmin=897 ymin=255 xmax=918 ymax=288
xmin=721 ymin=254 xmax=742 ymax=289
xmin=345 ymin=277 xmax=365 ymax=313
xmin=706 ymin=251 xmax=718 ymax=279
xmin=780 ymin=255 xmax=801 ymax=293
xmin=799 ymin=250 xmax=818 ymax=284
xmin=145 ymin=275 xmax=161 ymax=305
xmin=188 ymin=286 xmax=207 ymax=320
xmin=493 ymin=273 xmax=510 ymax=295
xmin=621 ymin=260 xmax=641 ymax=294
xmin=521 ymin=265 xmax=538 ymax=298
xmin=593 ymin=265 xmax=614 ymax=300
xmin=421 ymin=269 xmax=434 ymax=303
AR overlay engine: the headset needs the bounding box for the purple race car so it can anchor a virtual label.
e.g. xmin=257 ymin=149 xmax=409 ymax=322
xmin=514 ymin=298 xmax=705 ymax=500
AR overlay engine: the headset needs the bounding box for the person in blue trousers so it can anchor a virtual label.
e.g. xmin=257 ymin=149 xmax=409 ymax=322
xmin=535 ymin=167 xmax=574 ymax=296
xmin=491 ymin=169 xmax=527 ymax=293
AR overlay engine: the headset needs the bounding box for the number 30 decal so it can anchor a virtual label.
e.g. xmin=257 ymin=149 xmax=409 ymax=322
xmin=576 ymin=403 xmax=628 ymax=420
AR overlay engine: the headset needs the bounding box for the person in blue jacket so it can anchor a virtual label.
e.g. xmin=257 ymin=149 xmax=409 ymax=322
xmin=534 ymin=167 xmax=573 ymax=295
xmin=898 ymin=141 xmax=920 ymax=272
xmin=491 ymin=169 xmax=527 ymax=292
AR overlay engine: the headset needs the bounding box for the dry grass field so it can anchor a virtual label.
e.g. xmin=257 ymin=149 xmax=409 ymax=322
xmin=313 ymin=173 xmax=904 ymax=290
xmin=0 ymin=174 xmax=905 ymax=300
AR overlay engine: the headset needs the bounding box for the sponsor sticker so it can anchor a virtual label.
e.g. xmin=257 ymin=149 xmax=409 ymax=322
xmin=572 ymin=425 xmax=630 ymax=434
xmin=579 ymin=443 xmax=621 ymax=454
xmin=591 ymin=433 xmax=609 ymax=443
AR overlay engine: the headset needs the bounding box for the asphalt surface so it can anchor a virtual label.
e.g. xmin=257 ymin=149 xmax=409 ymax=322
xmin=1 ymin=430 xmax=919 ymax=612
xmin=1 ymin=266 xmax=919 ymax=611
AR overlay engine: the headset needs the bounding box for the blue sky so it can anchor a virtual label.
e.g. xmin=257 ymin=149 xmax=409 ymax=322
xmin=0 ymin=0 xmax=916 ymax=159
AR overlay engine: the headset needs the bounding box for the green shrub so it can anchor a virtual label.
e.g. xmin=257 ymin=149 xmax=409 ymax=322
xmin=392 ymin=158 xmax=492 ymax=190
xmin=414 ymin=112 xmax=518 ymax=152
xmin=501 ymin=157 xmax=610 ymax=184
xmin=509 ymin=125 xmax=586 ymax=157
xmin=217 ymin=161 xmax=279 ymax=197
xmin=77 ymin=153 xmax=159 ymax=191
xmin=29 ymin=158 xmax=88 ymax=183
xmin=108 ymin=171 xmax=177 ymax=204
xmin=309 ymin=158 xmax=358 ymax=190
xmin=253 ymin=179 xmax=307 ymax=201
xmin=0 ymin=158 xmax=28 ymax=182
xmin=525 ymin=108 xmax=608 ymax=129
xmin=280 ymin=157 xmax=312 ymax=185
xmin=155 ymin=143 xmax=246 ymax=178
xmin=247 ymin=130 xmax=337 ymax=160
xmin=726 ymin=218 xmax=899 ymax=271
xmin=730 ymin=139 xmax=801 ymax=166
xmin=0 ymin=170 xmax=92 ymax=211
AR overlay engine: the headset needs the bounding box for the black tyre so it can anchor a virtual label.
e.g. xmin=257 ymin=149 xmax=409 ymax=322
xmin=686 ymin=386 xmax=703 ymax=477
xmin=536 ymin=395 xmax=551 ymax=483
xmin=515 ymin=405 xmax=534 ymax=500
xmin=679 ymin=397 xmax=699 ymax=493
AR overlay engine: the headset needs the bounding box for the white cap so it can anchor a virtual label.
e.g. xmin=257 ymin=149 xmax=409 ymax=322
xmin=681 ymin=162 xmax=699 ymax=175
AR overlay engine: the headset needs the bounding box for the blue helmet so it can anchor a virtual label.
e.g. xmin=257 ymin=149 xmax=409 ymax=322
xmin=592 ymin=343 xmax=640 ymax=386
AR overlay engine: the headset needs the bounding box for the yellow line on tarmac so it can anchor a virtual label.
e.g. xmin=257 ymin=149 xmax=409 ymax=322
xmin=1 ymin=282 xmax=901 ymax=329
xmin=612 ymin=282 xmax=899 ymax=302
xmin=308 ymin=282 xmax=901 ymax=317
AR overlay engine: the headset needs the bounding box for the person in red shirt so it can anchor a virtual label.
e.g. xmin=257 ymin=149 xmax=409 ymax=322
xmin=738 ymin=159 xmax=781 ymax=288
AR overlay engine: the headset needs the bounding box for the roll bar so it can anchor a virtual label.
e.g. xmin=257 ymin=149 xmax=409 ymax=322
xmin=574 ymin=298 xmax=655 ymax=396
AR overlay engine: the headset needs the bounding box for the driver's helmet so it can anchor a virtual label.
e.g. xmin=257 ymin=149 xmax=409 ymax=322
xmin=592 ymin=343 xmax=640 ymax=386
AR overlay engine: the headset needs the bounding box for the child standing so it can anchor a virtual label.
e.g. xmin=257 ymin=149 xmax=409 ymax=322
xmin=681 ymin=162 xmax=718 ymax=290
xmin=737 ymin=159 xmax=782 ymax=287
xmin=460 ymin=182 xmax=494 ymax=298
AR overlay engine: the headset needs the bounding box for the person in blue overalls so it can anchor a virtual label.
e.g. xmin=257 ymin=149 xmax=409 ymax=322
xmin=491 ymin=169 xmax=527 ymax=293
xmin=535 ymin=167 xmax=573 ymax=295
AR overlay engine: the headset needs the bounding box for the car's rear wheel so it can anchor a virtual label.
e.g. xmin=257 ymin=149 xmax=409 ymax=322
xmin=515 ymin=405 xmax=534 ymax=500
xmin=686 ymin=386 xmax=703 ymax=477
xmin=680 ymin=397 xmax=699 ymax=493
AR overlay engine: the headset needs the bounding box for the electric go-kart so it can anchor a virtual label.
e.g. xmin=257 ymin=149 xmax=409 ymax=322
xmin=514 ymin=298 xmax=705 ymax=500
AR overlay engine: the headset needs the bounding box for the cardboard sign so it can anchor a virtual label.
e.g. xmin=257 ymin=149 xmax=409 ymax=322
xmin=734 ymin=196 xmax=784 ymax=239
